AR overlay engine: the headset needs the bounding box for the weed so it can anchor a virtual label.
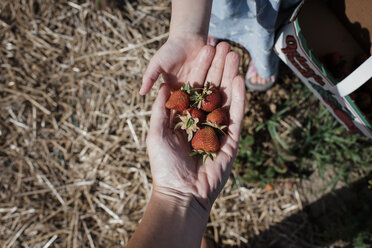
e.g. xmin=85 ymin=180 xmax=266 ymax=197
xmin=236 ymin=82 xmax=372 ymax=188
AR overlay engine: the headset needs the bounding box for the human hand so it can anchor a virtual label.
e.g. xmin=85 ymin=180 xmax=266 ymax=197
xmin=146 ymin=42 xmax=246 ymax=215
xmin=140 ymin=34 xmax=218 ymax=95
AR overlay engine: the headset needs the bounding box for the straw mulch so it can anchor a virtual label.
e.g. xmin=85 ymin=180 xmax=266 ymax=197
xmin=0 ymin=1 xmax=302 ymax=247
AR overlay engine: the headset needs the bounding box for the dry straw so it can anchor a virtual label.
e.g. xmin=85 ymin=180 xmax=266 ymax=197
xmin=0 ymin=0 xmax=301 ymax=247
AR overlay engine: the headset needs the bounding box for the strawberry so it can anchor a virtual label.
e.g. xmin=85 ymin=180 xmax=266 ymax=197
xmin=205 ymin=108 xmax=228 ymax=133
xmin=182 ymin=108 xmax=206 ymax=127
xmin=165 ymin=90 xmax=189 ymax=111
xmin=201 ymin=87 xmax=222 ymax=112
xmin=191 ymin=127 xmax=220 ymax=163
xmin=175 ymin=108 xmax=206 ymax=141
xmin=191 ymin=127 xmax=220 ymax=152
xmin=190 ymin=82 xmax=222 ymax=112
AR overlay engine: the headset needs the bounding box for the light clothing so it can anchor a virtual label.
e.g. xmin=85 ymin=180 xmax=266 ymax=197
xmin=209 ymin=0 xmax=301 ymax=78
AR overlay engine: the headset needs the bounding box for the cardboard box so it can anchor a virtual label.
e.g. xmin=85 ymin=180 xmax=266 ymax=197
xmin=274 ymin=0 xmax=372 ymax=139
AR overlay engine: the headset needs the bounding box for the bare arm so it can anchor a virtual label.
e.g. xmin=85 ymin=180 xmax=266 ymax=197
xmin=169 ymin=0 xmax=213 ymax=40
xmin=129 ymin=44 xmax=245 ymax=247
xmin=139 ymin=0 xmax=213 ymax=95
xmin=126 ymin=190 xmax=209 ymax=248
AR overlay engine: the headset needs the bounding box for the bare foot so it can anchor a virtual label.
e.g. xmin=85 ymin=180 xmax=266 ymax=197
xmin=249 ymin=73 xmax=277 ymax=85
xmin=245 ymin=60 xmax=277 ymax=91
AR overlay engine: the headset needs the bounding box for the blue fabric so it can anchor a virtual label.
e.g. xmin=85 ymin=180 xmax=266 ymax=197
xmin=209 ymin=0 xmax=301 ymax=78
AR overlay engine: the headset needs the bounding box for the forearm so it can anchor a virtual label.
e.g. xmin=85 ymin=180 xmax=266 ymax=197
xmin=169 ymin=0 xmax=213 ymax=40
xmin=127 ymin=189 xmax=209 ymax=248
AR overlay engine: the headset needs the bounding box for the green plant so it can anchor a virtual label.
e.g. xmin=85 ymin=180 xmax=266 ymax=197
xmin=353 ymin=232 xmax=372 ymax=248
xmin=236 ymin=82 xmax=372 ymax=188
xmin=291 ymin=104 xmax=372 ymax=189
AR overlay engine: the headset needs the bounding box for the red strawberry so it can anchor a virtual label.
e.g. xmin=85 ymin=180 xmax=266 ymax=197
xmin=191 ymin=127 xmax=220 ymax=163
xmin=175 ymin=108 xmax=206 ymax=141
xmin=165 ymin=90 xmax=189 ymax=111
xmin=191 ymin=127 xmax=220 ymax=153
xmin=190 ymin=82 xmax=222 ymax=112
xmin=205 ymin=108 xmax=228 ymax=132
xmin=182 ymin=108 xmax=206 ymax=127
xmin=201 ymin=87 xmax=222 ymax=112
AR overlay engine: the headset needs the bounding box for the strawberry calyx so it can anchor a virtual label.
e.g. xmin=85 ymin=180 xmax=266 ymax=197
xmin=190 ymin=82 xmax=214 ymax=109
xmin=189 ymin=150 xmax=217 ymax=164
xmin=180 ymin=82 xmax=192 ymax=94
xmin=203 ymin=121 xmax=227 ymax=135
xmin=174 ymin=111 xmax=200 ymax=141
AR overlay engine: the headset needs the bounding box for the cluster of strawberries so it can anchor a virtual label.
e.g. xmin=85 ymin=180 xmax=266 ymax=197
xmin=165 ymin=82 xmax=228 ymax=163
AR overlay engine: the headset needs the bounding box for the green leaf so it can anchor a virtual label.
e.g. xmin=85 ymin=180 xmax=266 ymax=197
xmin=202 ymin=154 xmax=207 ymax=164
xmin=186 ymin=118 xmax=194 ymax=128
xmin=273 ymin=164 xmax=288 ymax=174
xmin=268 ymin=121 xmax=287 ymax=149
xmin=189 ymin=151 xmax=199 ymax=156
xmin=183 ymin=83 xmax=191 ymax=94
xmin=242 ymin=170 xmax=260 ymax=183
xmin=241 ymin=135 xmax=254 ymax=146
xmin=209 ymin=153 xmax=214 ymax=161
xmin=265 ymin=167 xmax=275 ymax=178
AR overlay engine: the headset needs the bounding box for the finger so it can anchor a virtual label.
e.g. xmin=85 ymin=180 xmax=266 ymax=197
xmin=148 ymin=84 xmax=171 ymax=136
xmin=207 ymin=76 xmax=244 ymax=192
xmin=205 ymin=42 xmax=230 ymax=87
xmin=186 ymin=45 xmax=215 ymax=87
xmin=140 ymin=56 xmax=164 ymax=95
xmin=211 ymin=76 xmax=244 ymax=174
xmin=220 ymin=51 xmax=240 ymax=107
xmin=227 ymin=75 xmax=245 ymax=144
xmin=221 ymin=75 xmax=245 ymax=153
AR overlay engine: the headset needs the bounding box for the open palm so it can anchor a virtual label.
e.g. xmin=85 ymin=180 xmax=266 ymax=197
xmin=140 ymin=35 xmax=218 ymax=95
xmin=146 ymin=42 xmax=246 ymax=211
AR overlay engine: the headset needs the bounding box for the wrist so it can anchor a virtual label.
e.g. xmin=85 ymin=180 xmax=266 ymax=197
xmin=127 ymin=187 xmax=210 ymax=248
xmin=152 ymin=186 xmax=210 ymax=223
xmin=169 ymin=28 xmax=207 ymax=42
xmin=166 ymin=32 xmax=206 ymax=49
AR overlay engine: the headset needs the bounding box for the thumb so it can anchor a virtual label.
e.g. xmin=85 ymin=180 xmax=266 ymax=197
xmin=148 ymin=84 xmax=171 ymax=136
xmin=140 ymin=56 xmax=164 ymax=95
